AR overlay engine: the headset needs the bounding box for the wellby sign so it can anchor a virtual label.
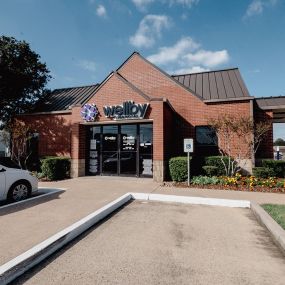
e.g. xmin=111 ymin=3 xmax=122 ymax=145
xmin=103 ymin=101 xmax=149 ymax=120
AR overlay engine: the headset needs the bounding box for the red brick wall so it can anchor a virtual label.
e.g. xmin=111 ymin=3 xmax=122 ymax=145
xmin=118 ymin=54 xmax=252 ymax=158
xmin=16 ymin=113 xmax=72 ymax=157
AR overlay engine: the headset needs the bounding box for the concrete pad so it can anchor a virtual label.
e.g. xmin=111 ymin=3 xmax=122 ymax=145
xmin=12 ymin=201 xmax=285 ymax=285
xmin=1 ymin=176 xmax=285 ymax=269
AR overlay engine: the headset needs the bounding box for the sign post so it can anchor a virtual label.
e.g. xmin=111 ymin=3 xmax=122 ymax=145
xmin=184 ymin=138 xmax=194 ymax=186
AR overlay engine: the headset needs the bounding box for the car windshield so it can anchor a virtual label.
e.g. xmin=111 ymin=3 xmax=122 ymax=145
xmin=0 ymin=158 xmax=21 ymax=169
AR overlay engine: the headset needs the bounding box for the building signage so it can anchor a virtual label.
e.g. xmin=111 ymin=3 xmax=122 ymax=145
xmin=103 ymin=101 xmax=149 ymax=120
xmin=81 ymin=104 xmax=99 ymax=122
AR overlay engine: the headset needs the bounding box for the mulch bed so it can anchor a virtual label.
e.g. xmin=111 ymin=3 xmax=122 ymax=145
xmin=161 ymin=181 xmax=285 ymax=194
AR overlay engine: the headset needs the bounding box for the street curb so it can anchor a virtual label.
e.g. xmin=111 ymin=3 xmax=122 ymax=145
xmin=251 ymin=201 xmax=285 ymax=256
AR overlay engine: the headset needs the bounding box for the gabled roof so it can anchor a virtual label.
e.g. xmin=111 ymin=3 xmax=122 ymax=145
xmin=172 ymin=68 xmax=252 ymax=101
xmin=32 ymin=84 xmax=99 ymax=112
xmin=255 ymin=96 xmax=285 ymax=110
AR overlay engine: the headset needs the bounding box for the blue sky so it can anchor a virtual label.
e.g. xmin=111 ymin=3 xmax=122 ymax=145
xmin=0 ymin=0 xmax=284 ymax=139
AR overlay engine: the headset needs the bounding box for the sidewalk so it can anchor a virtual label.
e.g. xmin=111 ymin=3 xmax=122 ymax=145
xmin=1 ymin=176 xmax=285 ymax=265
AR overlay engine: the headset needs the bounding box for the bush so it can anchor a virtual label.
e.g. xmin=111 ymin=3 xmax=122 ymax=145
xmin=169 ymin=156 xmax=191 ymax=182
xmin=41 ymin=157 xmax=71 ymax=181
xmin=262 ymin=159 xmax=285 ymax=178
xmin=191 ymin=176 xmax=221 ymax=185
xmin=202 ymin=166 xmax=218 ymax=176
xmin=252 ymin=167 xmax=275 ymax=178
xmin=204 ymin=156 xmax=234 ymax=176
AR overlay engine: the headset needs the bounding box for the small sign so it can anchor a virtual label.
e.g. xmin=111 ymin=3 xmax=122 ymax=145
xmin=184 ymin=138 xmax=194 ymax=153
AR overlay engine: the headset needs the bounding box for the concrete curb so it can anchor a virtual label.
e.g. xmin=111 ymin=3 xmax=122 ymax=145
xmin=251 ymin=202 xmax=285 ymax=256
xmin=131 ymin=193 xmax=250 ymax=208
xmin=0 ymin=188 xmax=65 ymax=211
xmin=0 ymin=193 xmax=132 ymax=285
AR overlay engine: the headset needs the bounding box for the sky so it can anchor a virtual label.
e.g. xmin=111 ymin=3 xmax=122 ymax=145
xmin=0 ymin=0 xmax=284 ymax=139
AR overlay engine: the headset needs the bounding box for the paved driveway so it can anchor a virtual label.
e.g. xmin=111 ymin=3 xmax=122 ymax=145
xmin=1 ymin=176 xmax=285 ymax=266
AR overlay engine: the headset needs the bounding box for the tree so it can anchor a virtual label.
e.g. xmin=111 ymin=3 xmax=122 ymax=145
xmin=209 ymin=115 xmax=271 ymax=176
xmin=0 ymin=36 xmax=51 ymax=128
xmin=274 ymin=138 xmax=285 ymax=146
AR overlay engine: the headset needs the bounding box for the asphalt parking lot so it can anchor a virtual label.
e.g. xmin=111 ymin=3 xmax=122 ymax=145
xmin=12 ymin=201 xmax=285 ymax=285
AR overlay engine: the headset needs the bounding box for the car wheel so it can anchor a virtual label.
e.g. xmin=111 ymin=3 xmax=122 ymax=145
xmin=8 ymin=181 xmax=31 ymax=202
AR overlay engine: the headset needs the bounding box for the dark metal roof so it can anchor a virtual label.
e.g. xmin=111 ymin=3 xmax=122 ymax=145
xmin=172 ymin=68 xmax=251 ymax=101
xmin=255 ymin=96 xmax=285 ymax=110
xmin=32 ymin=84 xmax=99 ymax=112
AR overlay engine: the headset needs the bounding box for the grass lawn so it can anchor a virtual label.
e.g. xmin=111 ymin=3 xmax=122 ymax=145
xmin=262 ymin=204 xmax=285 ymax=230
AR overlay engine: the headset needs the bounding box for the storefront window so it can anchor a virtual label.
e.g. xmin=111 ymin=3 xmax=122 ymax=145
xmin=139 ymin=124 xmax=153 ymax=176
xmin=89 ymin=126 xmax=101 ymax=174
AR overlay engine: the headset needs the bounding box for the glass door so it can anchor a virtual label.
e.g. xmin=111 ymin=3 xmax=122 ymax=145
xmin=139 ymin=124 xmax=153 ymax=176
xmin=88 ymin=126 xmax=101 ymax=175
xmin=102 ymin=125 xmax=118 ymax=175
xmin=120 ymin=124 xmax=137 ymax=176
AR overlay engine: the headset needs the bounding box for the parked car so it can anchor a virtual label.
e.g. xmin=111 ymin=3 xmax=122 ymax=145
xmin=0 ymin=158 xmax=38 ymax=202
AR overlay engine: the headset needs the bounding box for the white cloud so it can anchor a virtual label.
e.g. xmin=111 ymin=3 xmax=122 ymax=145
xmin=170 ymin=66 xmax=209 ymax=75
xmin=131 ymin=0 xmax=154 ymax=11
xmin=131 ymin=0 xmax=199 ymax=11
xmin=245 ymin=0 xmax=263 ymax=17
xmin=129 ymin=15 xmax=171 ymax=48
xmin=96 ymin=4 xmax=107 ymax=17
xmin=244 ymin=0 xmax=278 ymax=18
xmin=147 ymin=36 xmax=230 ymax=75
xmin=183 ymin=50 xmax=229 ymax=68
xmin=147 ymin=37 xmax=199 ymax=65
xmin=78 ymin=60 xmax=96 ymax=72
xmin=169 ymin=0 xmax=200 ymax=8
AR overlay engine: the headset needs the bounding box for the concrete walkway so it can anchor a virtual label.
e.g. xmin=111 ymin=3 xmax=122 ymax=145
xmin=1 ymin=176 xmax=285 ymax=266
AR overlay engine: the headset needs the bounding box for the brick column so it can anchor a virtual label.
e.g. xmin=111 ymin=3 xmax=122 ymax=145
xmin=70 ymin=123 xmax=86 ymax=177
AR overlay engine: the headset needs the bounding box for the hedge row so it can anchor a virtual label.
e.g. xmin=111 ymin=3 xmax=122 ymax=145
xmin=253 ymin=160 xmax=285 ymax=178
xmin=41 ymin=157 xmax=71 ymax=181
xmin=169 ymin=157 xmax=190 ymax=182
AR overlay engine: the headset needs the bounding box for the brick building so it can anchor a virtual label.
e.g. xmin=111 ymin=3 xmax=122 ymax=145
xmin=18 ymin=52 xmax=280 ymax=181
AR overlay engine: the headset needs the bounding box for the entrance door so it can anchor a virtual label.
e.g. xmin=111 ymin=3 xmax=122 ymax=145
xmin=120 ymin=124 xmax=137 ymax=176
xmin=101 ymin=125 xmax=118 ymax=175
xmin=87 ymin=123 xmax=153 ymax=177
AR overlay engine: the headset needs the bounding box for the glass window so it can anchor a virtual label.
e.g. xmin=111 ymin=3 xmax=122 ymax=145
xmin=139 ymin=124 xmax=153 ymax=154
xmin=102 ymin=125 xmax=118 ymax=151
xmin=196 ymin=126 xmax=217 ymax=146
xmin=121 ymin=125 xmax=137 ymax=151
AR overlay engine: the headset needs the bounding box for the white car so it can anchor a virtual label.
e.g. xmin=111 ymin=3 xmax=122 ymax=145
xmin=0 ymin=160 xmax=38 ymax=202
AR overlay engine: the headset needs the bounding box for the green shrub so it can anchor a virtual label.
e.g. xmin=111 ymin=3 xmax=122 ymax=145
xmin=169 ymin=156 xmax=191 ymax=182
xmin=262 ymin=159 xmax=285 ymax=178
xmin=191 ymin=176 xmax=221 ymax=185
xmin=252 ymin=167 xmax=275 ymax=178
xmin=202 ymin=166 xmax=218 ymax=176
xmin=41 ymin=157 xmax=71 ymax=181
xmin=204 ymin=156 xmax=234 ymax=176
